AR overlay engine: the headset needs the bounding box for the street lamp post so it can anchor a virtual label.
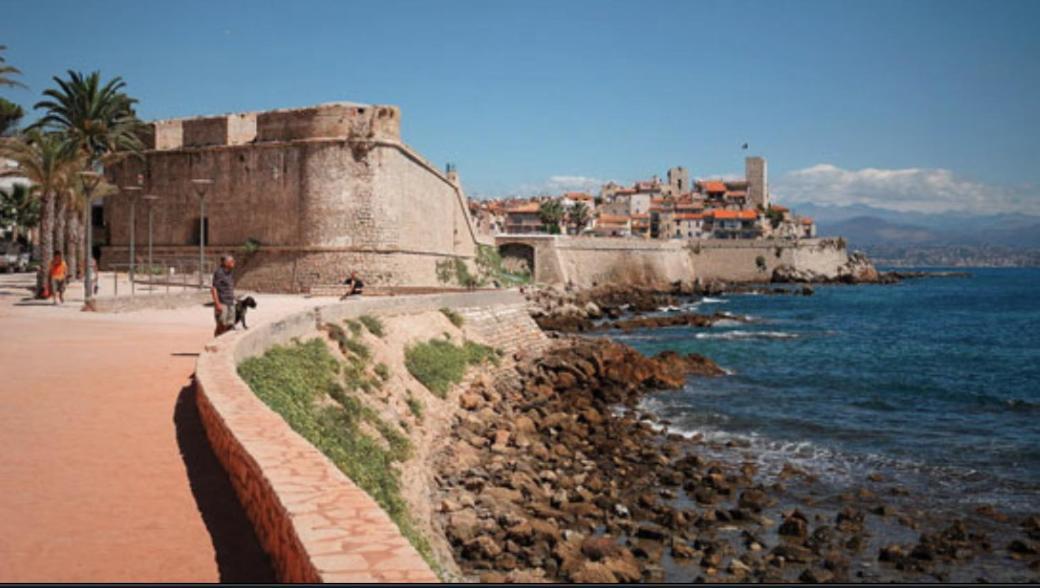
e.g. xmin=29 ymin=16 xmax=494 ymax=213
xmin=191 ymin=179 xmax=213 ymax=287
xmin=79 ymin=169 xmax=102 ymax=310
xmin=122 ymin=185 xmax=142 ymax=294
xmin=142 ymin=194 xmax=159 ymax=279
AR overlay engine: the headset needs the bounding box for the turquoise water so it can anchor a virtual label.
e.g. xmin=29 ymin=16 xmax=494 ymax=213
xmin=619 ymin=268 xmax=1040 ymax=514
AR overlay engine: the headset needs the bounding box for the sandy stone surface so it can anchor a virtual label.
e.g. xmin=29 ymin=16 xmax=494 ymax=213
xmin=0 ymin=273 xmax=335 ymax=582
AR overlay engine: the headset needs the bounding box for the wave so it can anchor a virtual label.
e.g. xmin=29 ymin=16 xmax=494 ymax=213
xmin=700 ymin=297 xmax=727 ymax=304
xmin=694 ymin=330 xmax=799 ymax=340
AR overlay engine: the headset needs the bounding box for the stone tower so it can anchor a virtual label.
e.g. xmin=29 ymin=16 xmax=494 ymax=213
xmin=745 ymin=156 xmax=768 ymax=209
xmin=667 ymin=166 xmax=690 ymax=194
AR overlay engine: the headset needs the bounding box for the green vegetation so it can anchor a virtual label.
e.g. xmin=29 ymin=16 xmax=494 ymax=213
xmin=437 ymin=246 xmax=533 ymax=288
xmin=243 ymin=237 xmax=262 ymax=255
xmin=569 ymin=202 xmax=591 ymax=234
xmin=435 ymin=257 xmax=478 ymax=288
xmin=538 ymin=199 xmax=564 ymax=234
xmin=325 ymin=322 xmax=371 ymax=360
xmin=439 ymin=307 xmax=464 ymax=328
xmin=358 ymin=314 xmax=385 ymax=338
xmin=766 ymin=206 xmax=784 ymax=229
xmin=475 ymin=244 xmax=531 ymax=287
xmin=374 ymin=362 xmax=391 ymax=381
xmin=344 ymin=318 xmax=362 ymax=337
xmin=755 ymin=255 xmax=767 ymax=271
xmin=238 ymin=338 xmax=437 ymax=573
xmin=406 ymin=392 xmax=424 ymax=422
xmin=404 ymin=338 xmax=498 ymax=398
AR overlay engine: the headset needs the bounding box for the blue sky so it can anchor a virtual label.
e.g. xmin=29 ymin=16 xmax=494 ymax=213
xmin=3 ymin=0 xmax=1039 ymax=214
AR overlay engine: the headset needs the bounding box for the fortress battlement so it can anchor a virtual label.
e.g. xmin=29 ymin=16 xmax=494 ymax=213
xmin=142 ymin=102 xmax=401 ymax=151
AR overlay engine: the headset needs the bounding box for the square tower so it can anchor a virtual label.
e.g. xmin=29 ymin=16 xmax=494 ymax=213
xmin=745 ymin=156 xmax=768 ymax=209
xmin=668 ymin=166 xmax=690 ymax=194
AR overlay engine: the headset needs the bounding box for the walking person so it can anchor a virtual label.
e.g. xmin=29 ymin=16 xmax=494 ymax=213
xmin=49 ymin=251 xmax=68 ymax=305
xmin=210 ymin=254 xmax=236 ymax=337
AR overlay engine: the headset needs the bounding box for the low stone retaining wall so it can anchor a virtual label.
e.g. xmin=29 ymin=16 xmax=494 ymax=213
xmin=193 ymin=290 xmax=531 ymax=582
xmin=92 ymin=290 xmax=211 ymax=313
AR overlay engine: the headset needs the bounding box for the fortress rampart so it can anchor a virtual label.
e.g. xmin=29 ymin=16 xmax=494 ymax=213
xmin=103 ymin=102 xmax=479 ymax=292
xmin=495 ymin=235 xmax=851 ymax=287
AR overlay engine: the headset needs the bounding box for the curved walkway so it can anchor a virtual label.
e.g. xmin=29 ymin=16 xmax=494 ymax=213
xmin=0 ymin=273 xmax=331 ymax=582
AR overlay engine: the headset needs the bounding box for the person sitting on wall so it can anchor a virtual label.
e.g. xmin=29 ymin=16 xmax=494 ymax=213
xmin=340 ymin=271 xmax=365 ymax=300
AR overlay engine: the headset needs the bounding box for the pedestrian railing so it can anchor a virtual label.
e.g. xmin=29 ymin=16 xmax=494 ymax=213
xmin=99 ymin=258 xmax=218 ymax=298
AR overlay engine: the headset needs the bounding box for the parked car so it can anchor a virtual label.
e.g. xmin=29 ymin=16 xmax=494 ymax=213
xmin=1 ymin=243 xmax=31 ymax=273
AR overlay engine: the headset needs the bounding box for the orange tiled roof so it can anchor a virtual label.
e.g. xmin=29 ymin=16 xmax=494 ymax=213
xmin=801 ymin=217 xmax=814 ymax=225
xmin=703 ymin=181 xmax=727 ymax=193
xmin=771 ymin=205 xmax=789 ymax=213
xmin=506 ymin=203 xmax=540 ymax=214
xmin=564 ymin=192 xmax=593 ymax=200
xmin=712 ymin=209 xmax=759 ymax=220
xmin=675 ymin=213 xmax=706 ymax=221
xmin=614 ymin=188 xmax=636 ymax=195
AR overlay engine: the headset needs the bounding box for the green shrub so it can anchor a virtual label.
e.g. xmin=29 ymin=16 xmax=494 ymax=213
xmin=463 ymin=340 xmax=500 ymax=366
xmin=344 ymin=318 xmax=362 ymax=337
xmin=406 ymin=392 xmax=424 ymax=422
xmin=374 ymin=362 xmax=391 ymax=381
xmin=440 ymin=307 xmax=464 ymax=328
xmin=238 ymin=338 xmax=433 ymax=572
xmin=326 ymin=322 xmax=371 ymax=360
xmin=404 ymin=338 xmax=497 ymax=398
xmin=755 ymin=255 xmax=767 ymax=271
xmin=359 ymin=314 xmax=385 ymax=338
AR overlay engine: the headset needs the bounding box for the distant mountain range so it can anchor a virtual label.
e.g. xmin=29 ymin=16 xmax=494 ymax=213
xmin=795 ymin=203 xmax=1040 ymax=250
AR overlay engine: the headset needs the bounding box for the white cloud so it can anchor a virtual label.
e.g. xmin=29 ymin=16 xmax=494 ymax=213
xmin=774 ymin=164 xmax=1040 ymax=215
xmin=510 ymin=175 xmax=609 ymax=197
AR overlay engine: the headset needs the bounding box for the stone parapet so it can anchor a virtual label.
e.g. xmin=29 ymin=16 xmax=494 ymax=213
xmin=193 ymin=290 xmax=530 ymax=582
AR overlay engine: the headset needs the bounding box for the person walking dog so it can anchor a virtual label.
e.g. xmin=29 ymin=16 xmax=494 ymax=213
xmin=210 ymin=254 xmax=236 ymax=337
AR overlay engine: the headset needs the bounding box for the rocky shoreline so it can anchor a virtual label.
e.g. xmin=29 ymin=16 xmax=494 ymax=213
xmin=426 ymin=284 xmax=1038 ymax=583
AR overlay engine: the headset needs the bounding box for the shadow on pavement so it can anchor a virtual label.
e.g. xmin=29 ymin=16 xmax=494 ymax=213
xmin=174 ymin=382 xmax=276 ymax=583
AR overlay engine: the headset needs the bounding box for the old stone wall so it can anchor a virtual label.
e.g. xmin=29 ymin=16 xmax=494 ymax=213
xmin=497 ymin=236 xmax=850 ymax=287
xmin=553 ymin=237 xmax=694 ymax=288
xmin=103 ymin=103 xmax=479 ymax=293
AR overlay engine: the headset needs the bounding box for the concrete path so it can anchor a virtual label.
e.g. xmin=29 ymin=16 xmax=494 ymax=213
xmin=0 ymin=272 xmax=336 ymax=582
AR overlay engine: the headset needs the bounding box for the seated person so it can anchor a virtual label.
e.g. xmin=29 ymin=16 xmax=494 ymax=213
xmin=340 ymin=271 xmax=364 ymax=299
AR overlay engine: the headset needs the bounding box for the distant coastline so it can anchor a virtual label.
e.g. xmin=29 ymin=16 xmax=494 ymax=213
xmin=862 ymin=244 xmax=1040 ymax=268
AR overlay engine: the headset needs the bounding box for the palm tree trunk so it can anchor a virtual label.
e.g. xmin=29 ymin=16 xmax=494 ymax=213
xmin=54 ymin=191 xmax=67 ymax=264
xmin=66 ymin=205 xmax=80 ymax=280
xmin=36 ymin=190 xmax=54 ymax=297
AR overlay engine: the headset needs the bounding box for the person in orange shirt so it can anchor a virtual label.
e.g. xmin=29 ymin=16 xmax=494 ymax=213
xmin=49 ymin=251 xmax=68 ymax=305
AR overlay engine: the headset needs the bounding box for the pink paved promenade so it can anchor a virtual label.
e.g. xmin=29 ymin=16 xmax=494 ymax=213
xmin=0 ymin=274 xmax=328 ymax=581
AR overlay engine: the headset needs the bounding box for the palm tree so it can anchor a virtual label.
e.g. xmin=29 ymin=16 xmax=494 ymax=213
xmin=538 ymin=200 xmax=565 ymax=235
xmin=0 ymin=130 xmax=81 ymax=294
xmin=0 ymin=182 xmax=40 ymax=244
xmin=570 ymin=202 xmax=591 ymax=235
xmin=0 ymin=46 xmax=26 ymax=89
xmin=34 ymin=71 xmax=144 ymax=166
xmin=33 ymin=70 xmax=145 ymax=282
xmin=0 ymin=98 xmax=24 ymax=136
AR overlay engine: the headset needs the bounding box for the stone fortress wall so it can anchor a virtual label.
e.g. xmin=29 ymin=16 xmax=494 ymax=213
xmin=495 ymin=235 xmax=851 ymax=287
xmin=103 ymin=102 xmax=481 ymax=292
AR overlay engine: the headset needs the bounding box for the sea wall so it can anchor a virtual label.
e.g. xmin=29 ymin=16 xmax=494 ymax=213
xmin=496 ymin=235 xmax=850 ymax=287
xmin=193 ymin=290 xmax=541 ymax=582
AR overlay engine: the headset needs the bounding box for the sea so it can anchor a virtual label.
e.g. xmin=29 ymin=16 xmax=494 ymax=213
xmin=615 ymin=268 xmax=1040 ymax=517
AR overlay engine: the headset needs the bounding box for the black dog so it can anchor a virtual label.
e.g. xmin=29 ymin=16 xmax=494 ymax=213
xmin=234 ymin=296 xmax=257 ymax=329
